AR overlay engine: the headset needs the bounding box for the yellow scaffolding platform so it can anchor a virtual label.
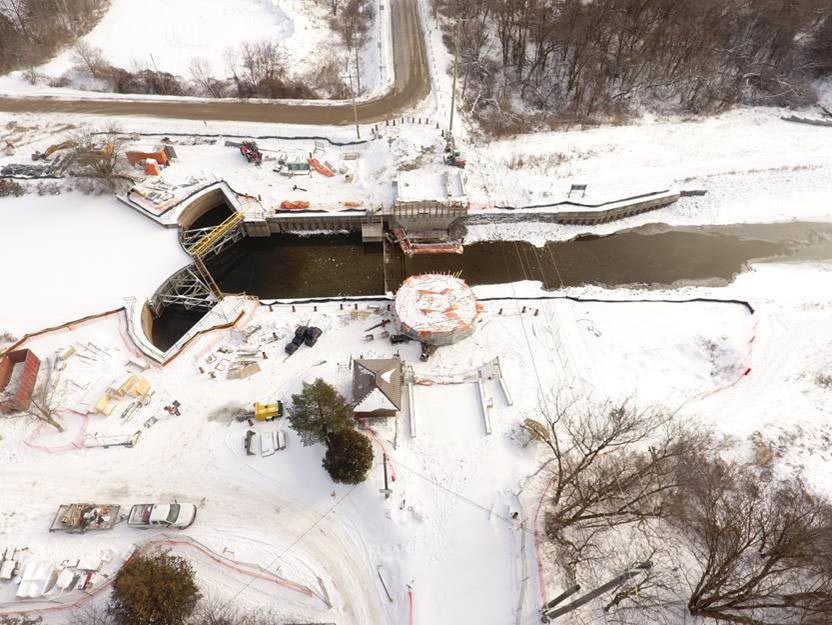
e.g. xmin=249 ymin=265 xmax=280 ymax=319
xmin=188 ymin=212 xmax=244 ymax=257
xmin=187 ymin=211 xmax=244 ymax=299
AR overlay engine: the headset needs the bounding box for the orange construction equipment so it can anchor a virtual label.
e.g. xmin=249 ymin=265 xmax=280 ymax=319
xmin=279 ymin=200 xmax=310 ymax=211
xmin=307 ymin=157 xmax=334 ymax=177
xmin=126 ymin=149 xmax=169 ymax=167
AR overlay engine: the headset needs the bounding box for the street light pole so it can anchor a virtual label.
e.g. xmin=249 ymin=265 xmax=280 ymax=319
xmin=350 ymin=73 xmax=361 ymax=140
xmin=448 ymin=18 xmax=461 ymax=137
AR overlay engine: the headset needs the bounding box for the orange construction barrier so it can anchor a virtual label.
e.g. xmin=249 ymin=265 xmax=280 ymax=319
xmin=279 ymin=200 xmax=310 ymax=211
xmin=307 ymin=157 xmax=334 ymax=177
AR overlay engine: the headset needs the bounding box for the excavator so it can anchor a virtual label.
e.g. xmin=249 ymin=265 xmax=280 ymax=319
xmin=31 ymin=140 xmax=77 ymax=161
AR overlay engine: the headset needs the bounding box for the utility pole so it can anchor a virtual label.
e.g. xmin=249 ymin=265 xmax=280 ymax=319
xmin=350 ymin=72 xmax=361 ymax=140
xmin=448 ymin=18 xmax=462 ymax=137
xmin=380 ymin=453 xmax=392 ymax=498
xmin=354 ymin=45 xmax=362 ymax=95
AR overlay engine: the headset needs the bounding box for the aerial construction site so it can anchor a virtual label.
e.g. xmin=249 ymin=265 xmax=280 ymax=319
xmin=3 ymin=1 xmax=832 ymax=625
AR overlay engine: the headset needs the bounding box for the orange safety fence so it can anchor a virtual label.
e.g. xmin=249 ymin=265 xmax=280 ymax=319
xmin=1 ymin=308 xmax=126 ymax=357
xmin=0 ymin=534 xmax=322 ymax=617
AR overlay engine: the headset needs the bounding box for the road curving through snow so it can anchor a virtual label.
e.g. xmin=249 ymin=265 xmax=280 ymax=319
xmin=0 ymin=0 xmax=429 ymax=124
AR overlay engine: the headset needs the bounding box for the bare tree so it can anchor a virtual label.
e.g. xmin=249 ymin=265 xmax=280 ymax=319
xmin=0 ymin=0 xmax=33 ymax=38
xmin=530 ymin=399 xmax=704 ymax=567
xmin=71 ymin=123 xmax=127 ymax=185
xmin=189 ymin=57 xmax=223 ymax=98
xmin=225 ymin=40 xmax=314 ymax=99
xmin=72 ymin=40 xmax=105 ymax=78
xmin=669 ymin=454 xmax=832 ymax=625
xmin=332 ymin=0 xmax=373 ymax=50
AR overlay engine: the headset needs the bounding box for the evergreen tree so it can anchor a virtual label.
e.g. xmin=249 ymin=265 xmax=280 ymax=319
xmin=322 ymin=429 xmax=374 ymax=484
xmin=110 ymin=553 xmax=200 ymax=625
xmin=288 ymin=378 xmax=353 ymax=446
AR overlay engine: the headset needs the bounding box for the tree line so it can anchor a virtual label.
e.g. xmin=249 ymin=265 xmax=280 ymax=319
xmin=0 ymin=0 xmax=109 ymax=76
xmin=434 ymin=0 xmax=832 ymax=133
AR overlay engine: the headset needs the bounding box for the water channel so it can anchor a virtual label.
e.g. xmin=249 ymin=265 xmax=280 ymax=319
xmin=150 ymin=222 xmax=832 ymax=350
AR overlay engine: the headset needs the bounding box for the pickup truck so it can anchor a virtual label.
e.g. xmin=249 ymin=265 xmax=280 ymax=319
xmin=127 ymin=503 xmax=196 ymax=530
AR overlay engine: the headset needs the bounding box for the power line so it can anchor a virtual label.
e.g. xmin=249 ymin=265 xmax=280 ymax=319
xmin=217 ymin=484 xmax=359 ymax=614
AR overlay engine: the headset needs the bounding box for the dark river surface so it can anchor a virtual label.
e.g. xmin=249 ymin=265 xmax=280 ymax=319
xmin=150 ymin=222 xmax=832 ymax=350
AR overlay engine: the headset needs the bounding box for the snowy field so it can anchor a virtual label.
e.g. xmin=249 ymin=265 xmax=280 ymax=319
xmin=0 ymin=0 xmax=390 ymax=98
xmin=0 ymin=193 xmax=188 ymax=337
xmin=0 ymin=0 xmax=330 ymax=84
xmin=465 ymin=107 xmax=832 ymax=216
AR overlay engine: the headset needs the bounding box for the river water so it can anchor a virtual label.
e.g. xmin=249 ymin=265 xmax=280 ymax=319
xmin=150 ymin=222 xmax=832 ymax=349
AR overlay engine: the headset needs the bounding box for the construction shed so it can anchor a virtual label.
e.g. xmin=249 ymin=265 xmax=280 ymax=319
xmin=353 ymin=357 xmax=403 ymax=419
xmin=0 ymin=349 xmax=40 ymax=414
xmin=126 ymin=148 xmax=169 ymax=167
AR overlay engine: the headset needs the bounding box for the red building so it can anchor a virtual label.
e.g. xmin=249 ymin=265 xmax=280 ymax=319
xmin=0 ymin=349 xmax=40 ymax=414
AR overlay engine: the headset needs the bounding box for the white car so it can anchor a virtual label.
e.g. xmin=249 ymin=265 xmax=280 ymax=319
xmin=127 ymin=503 xmax=196 ymax=529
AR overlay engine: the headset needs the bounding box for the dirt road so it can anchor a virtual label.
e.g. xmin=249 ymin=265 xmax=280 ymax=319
xmin=0 ymin=0 xmax=429 ymax=124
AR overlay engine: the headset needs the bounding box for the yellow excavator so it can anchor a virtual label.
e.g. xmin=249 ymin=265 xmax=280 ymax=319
xmin=31 ymin=140 xmax=77 ymax=161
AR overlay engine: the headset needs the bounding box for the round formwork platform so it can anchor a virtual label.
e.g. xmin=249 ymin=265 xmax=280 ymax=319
xmin=394 ymin=273 xmax=479 ymax=346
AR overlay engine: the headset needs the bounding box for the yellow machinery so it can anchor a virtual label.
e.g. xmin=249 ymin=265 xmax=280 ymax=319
xmin=254 ymin=401 xmax=284 ymax=421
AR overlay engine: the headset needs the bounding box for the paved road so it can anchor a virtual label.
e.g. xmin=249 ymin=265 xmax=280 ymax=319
xmin=0 ymin=0 xmax=429 ymax=124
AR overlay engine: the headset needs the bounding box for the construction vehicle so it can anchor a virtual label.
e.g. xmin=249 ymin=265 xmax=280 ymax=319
xmin=49 ymin=503 xmax=124 ymax=533
xmin=254 ymin=401 xmax=284 ymax=421
xmin=127 ymin=503 xmax=196 ymax=529
xmin=31 ymin=140 xmax=77 ymax=161
xmin=284 ymin=326 xmax=322 ymax=355
xmin=444 ymin=137 xmax=466 ymax=168
xmin=444 ymin=147 xmax=466 ymax=168
xmin=239 ymin=141 xmax=263 ymax=165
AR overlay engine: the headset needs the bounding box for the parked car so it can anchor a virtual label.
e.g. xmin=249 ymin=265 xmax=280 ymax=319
xmin=304 ymin=326 xmax=322 ymax=347
xmin=127 ymin=503 xmax=196 ymax=529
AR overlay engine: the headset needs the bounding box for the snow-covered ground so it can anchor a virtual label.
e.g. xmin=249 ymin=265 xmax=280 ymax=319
xmin=0 ymin=193 xmax=188 ymax=337
xmin=1 ymin=258 xmax=831 ymax=623
xmin=0 ymin=0 xmax=390 ymax=99
xmin=465 ymin=107 xmax=832 ymax=212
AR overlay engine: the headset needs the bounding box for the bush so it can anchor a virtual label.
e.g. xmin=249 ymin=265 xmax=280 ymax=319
xmin=322 ymin=429 xmax=374 ymax=484
xmin=110 ymin=553 xmax=200 ymax=625
xmin=0 ymin=617 xmax=42 ymax=625
xmin=0 ymin=179 xmax=25 ymax=197
xmin=288 ymin=378 xmax=354 ymax=446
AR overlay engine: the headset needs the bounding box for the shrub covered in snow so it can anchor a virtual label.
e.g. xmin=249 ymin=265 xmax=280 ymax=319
xmin=288 ymin=378 xmax=353 ymax=446
xmin=110 ymin=553 xmax=200 ymax=625
xmin=323 ymin=428 xmax=373 ymax=484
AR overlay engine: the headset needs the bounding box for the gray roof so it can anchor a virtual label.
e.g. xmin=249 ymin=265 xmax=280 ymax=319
xmin=352 ymin=357 xmax=403 ymax=412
